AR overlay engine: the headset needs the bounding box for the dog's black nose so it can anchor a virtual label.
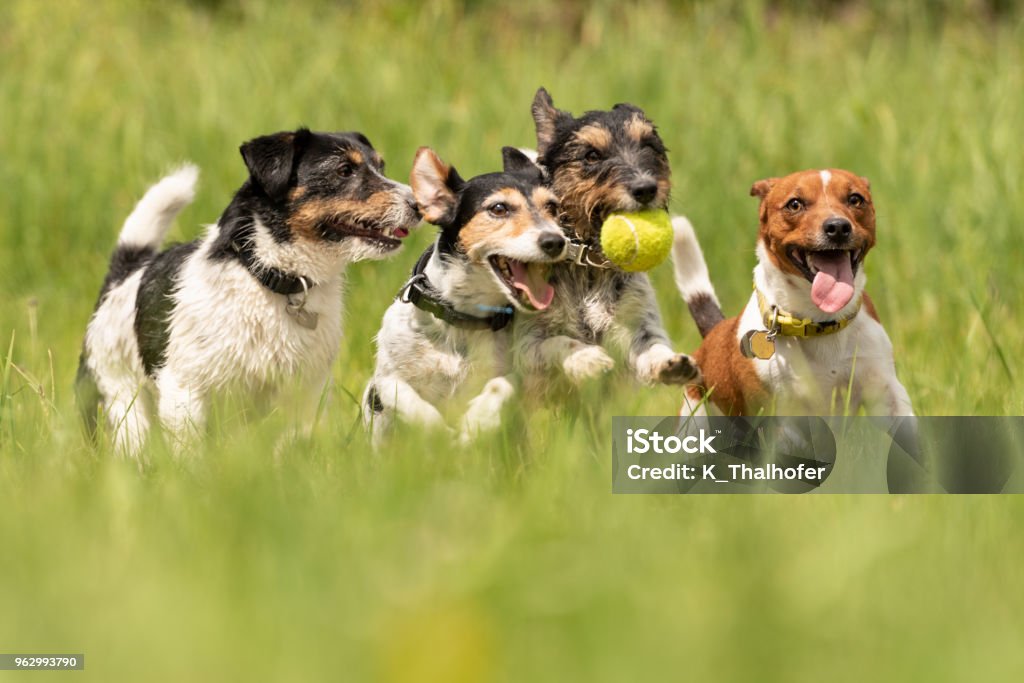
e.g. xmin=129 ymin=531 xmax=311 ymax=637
xmin=407 ymin=197 xmax=421 ymax=218
xmin=630 ymin=181 xmax=658 ymax=204
xmin=538 ymin=232 xmax=566 ymax=257
xmin=823 ymin=217 xmax=852 ymax=242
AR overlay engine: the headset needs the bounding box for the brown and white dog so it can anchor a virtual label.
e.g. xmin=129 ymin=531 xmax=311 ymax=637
xmin=673 ymin=169 xmax=914 ymax=416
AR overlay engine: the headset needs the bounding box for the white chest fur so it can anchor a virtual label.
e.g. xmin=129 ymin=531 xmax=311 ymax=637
xmin=164 ymin=239 xmax=344 ymax=393
xmin=736 ymin=289 xmax=905 ymax=415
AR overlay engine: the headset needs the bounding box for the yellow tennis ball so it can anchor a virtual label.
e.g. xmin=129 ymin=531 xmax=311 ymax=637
xmin=599 ymin=209 xmax=673 ymax=272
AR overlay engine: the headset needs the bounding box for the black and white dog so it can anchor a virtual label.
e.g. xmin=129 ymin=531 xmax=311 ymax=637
xmin=512 ymin=89 xmax=698 ymax=399
xmin=363 ymin=146 xmax=566 ymax=445
xmin=77 ymin=129 xmax=420 ymax=455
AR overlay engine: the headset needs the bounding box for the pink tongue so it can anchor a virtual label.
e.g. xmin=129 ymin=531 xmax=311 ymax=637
xmin=809 ymin=252 xmax=855 ymax=313
xmin=508 ymin=260 xmax=554 ymax=310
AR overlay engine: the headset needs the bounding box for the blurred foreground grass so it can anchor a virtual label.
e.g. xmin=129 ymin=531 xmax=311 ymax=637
xmin=2 ymin=1 xmax=1024 ymax=680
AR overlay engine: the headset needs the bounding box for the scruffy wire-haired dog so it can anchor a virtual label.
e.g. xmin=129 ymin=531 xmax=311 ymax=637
xmin=512 ymin=88 xmax=697 ymax=396
xmin=364 ymin=146 xmax=567 ymax=445
xmin=76 ymin=129 xmax=420 ymax=455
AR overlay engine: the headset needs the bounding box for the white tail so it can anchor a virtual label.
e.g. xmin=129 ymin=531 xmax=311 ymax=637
xmin=671 ymin=215 xmax=724 ymax=338
xmin=118 ymin=164 xmax=199 ymax=249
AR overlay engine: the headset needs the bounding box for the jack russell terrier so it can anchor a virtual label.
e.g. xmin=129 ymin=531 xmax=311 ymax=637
xmin=673 ymin=168 xmax=914 ymax=417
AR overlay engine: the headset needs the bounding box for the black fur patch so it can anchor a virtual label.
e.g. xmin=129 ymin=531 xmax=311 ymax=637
xmin=687 ymin=292 xmax=725 ymax=338
xmin=365 ymin=385 xmax=384 ymax=414
xmin=98 ymin=245 xmax=155 ymax=300
xmin=134 ymin=241 xmax=199 ymax=376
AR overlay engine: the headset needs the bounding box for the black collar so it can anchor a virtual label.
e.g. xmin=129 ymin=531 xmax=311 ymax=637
xmin=398 ymin=244 xmax=514 ymax=332
xmin=228 ymin=240 xmax=315 ymax=295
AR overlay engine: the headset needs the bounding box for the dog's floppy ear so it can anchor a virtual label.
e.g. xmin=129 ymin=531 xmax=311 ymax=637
xmin=502 ymin=146 xmax=543 ymax=181
xmin=240 ymin=128 xmax=310 ymax=201
xmin=532 ymin=87 xmax=571 ymax=157
xmin=750 ymin=178 xmax=777 ymax=201
xmin=411 ymin=147 xmax=463 ymax=224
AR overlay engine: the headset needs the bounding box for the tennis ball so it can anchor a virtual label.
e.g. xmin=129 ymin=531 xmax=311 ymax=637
xmin=599 ymin=209 xmax=673 ymax=272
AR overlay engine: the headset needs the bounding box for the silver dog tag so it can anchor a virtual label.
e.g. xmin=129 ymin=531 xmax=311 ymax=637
xmin=286 ymin=294 xmax=319 ymax=330
xmin=740 ymin=330 xmax=775 ymax=360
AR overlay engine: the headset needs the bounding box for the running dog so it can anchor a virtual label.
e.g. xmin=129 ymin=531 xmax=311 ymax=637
xmin=364 ymin=146 xmax=566 ymax=445
xmin=513 ymin=88 xmax=697 ymax=398
xmin=77 ymin=128 xmax=420 ymax=455
xmin=672 ymin=168 xmax=914 ymax=416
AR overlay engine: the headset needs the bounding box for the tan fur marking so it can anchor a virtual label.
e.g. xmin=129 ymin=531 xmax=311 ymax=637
xmin=458 ymin=189 xmax=533 ymax=259
xmin=349 ymin=150 xmax=364 ymax=164
xmin=531 ymin=186 xmax=558 ymax=218
xmin=626 ymin=114 xmax=654 ymax=142
xmin=288 ymin=193 xmax=397 ymax=241
xmin=552 ymin=168 xmax=632 ymax=240
xmin=575 ymin=125 xmax=612 ymax=151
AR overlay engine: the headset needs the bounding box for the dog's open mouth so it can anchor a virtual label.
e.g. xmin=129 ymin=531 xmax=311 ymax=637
xmin=488 ymin=255 xmax=555 ymax=311
xmin=787 ymin=247 xmax=864 ymax=314
xmin=321 ymin=220 xmax=409 ymax=250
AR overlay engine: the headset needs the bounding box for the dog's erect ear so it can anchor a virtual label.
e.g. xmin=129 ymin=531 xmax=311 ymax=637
xmin=532 ymin=87 xmax=570 ymax=156
xmin=502 ymin=146 xmax=543 ymax=181
xmin=410 ymin=147 xmax=462 ymax=224
xmin=750 ymin=178 xmax=778 ymax=200
xmin=240 ymin=129 xmax=310 ymax=201
xmin=613 ymin=102 xmax=644 ymax=116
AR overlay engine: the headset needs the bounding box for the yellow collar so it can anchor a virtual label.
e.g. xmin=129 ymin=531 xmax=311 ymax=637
xmin=755 ymin=285 xmax=860 ymax=338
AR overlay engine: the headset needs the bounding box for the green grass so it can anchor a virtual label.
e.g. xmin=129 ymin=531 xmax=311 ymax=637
xmin=2 ymin=1 xmax=1024 ymax=680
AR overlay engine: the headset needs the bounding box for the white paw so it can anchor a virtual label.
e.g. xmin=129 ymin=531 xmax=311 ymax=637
xmin=563 ymin=345 xmax=615 ymax=384
xmin=458 ymin=378 xmax=515 ymax=443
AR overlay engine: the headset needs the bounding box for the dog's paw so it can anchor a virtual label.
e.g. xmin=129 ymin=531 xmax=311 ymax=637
xmin=656 ymin=353 xmax=700 ymax=385
xmin=458 ymin=377 xmax=515 ymax=443
xmin=563 ymin=345 xmax=615 ymax=384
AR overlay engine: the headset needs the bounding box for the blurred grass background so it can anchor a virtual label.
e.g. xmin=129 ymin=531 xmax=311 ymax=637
xmin=1 ymin=0 xmax=1023 ymax=680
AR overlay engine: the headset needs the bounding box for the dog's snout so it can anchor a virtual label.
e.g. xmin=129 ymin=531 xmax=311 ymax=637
xmin=406 ymin=196 xmax=421 ymax=218
xmin=629 ymin=180 xmax=658 ymax=205
xmin=823 ymin=217 xmax=852 ymax=242
xmin=538 ymin=232 xmax=566 ymax=258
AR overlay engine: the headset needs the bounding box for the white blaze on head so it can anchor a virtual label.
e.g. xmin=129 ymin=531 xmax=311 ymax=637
xmin=820 ymin=170 xmax=833 ymax=209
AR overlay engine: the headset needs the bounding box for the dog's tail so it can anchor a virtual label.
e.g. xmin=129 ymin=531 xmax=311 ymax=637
xmin=672 ymin=215 xmax=724 ymax=338
xmin=114 ymin=164 xmax=199 ymax=263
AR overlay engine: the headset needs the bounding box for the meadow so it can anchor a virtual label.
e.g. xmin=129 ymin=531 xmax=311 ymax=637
xmin=2 ymin=0 xmax=1024 ymax=680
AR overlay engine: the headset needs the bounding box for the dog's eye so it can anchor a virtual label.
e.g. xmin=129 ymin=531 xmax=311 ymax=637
xmin=785 ymin=198 xmax=804 ymax=212
xmin=544 ymin=200 xmax=559 ymax=216
xmin=584 ymin=149 xmax=603 ymax=164
xmin=488 ymin=203 xmax=510 ymax=218
xmin=338 ymin=163 xmax=355 ymax=178
xmin=848 ymin=193 xmax=865 ymax=208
